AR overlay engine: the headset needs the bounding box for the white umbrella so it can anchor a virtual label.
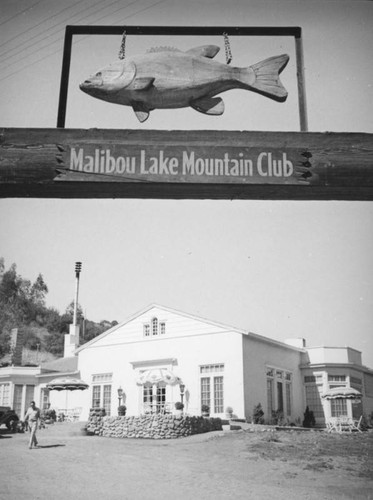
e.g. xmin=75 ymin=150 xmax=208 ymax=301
xmin=136 ymin=368 xmax=182 ymax=387
xmin=46 ymin=377 xmax=89 ymax=414
xmin=321 ymin=387 xmax=362 ymax=400
xmin=46 ymin=377 xmax=89 ymax=391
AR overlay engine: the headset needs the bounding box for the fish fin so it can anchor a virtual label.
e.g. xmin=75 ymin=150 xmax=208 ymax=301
xmin=191 ymin=96 xmax=224 ymax=115
xmin=248 ymin=54 xmax=289 ymax=102
xmin=130 ymin=77 xmax=155 ymax=91
xmin=132 ymin=102 xmax=150 ymax=122
xmin=147 ymin=46 xmax=181 ymax=53
xmin=186 ymin=45 xmax=220 ymax=59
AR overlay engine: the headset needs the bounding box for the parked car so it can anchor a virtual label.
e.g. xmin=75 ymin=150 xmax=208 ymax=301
xmin=0 ymin=405 xmax=19 ymax=431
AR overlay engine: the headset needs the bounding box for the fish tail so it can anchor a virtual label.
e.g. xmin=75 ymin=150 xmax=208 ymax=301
xmin=247 ymin=54 xmax=289 ymax=101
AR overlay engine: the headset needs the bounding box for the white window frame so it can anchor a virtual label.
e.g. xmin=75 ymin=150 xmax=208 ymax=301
xmin=0 ymin=383 xmax=11 ymax=406
xmin=91 ymin=373 xmax=112 ymax=416
xmin=266 ymin=366 xmax=293 ymax=420
xmin=200 ymin=364 xmax=224 ymax=415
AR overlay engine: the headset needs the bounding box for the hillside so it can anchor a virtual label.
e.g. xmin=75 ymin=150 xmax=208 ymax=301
xmin=0 ymin=258 xmax=115 ymax=365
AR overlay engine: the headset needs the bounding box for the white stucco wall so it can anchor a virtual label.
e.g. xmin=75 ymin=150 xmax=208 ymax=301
xmin=77 ymin=306 xmax=246 ymax=420
xmin=242 ymin=334 xmax=304 ymax=423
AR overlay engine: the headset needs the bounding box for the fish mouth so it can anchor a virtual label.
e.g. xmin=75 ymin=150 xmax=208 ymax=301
xmin=79 ymin=76 xmax=103 ymax=92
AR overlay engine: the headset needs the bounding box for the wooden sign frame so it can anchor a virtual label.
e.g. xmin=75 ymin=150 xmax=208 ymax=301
xmin=0 ymin=26 xmax=372 ymax=200
xmin=57 ymin=25 xmax=308 ymax=131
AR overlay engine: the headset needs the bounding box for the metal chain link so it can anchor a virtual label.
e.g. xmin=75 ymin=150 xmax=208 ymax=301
xmin=223 ymin=32 xmax=232 ymax=64
xmin=118 ymin=31 xmax=126 ymax=60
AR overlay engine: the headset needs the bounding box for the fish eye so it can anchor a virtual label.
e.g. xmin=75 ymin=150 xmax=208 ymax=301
xmin=95 ymin=72 xmax=102 ymax=77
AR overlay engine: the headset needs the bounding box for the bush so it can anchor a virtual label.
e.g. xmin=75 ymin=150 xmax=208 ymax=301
xmin=41 ymin=409 xmax=56 ymax=421
xmin=302 ymin=406 xmax=315 ymax=428
xmin=253 ymin=403 xmax=264 ymax=424
xmin=118 ymin=405 xmax=127 ymax=416
xmin=201 ymin=404 xmax=210 ymax=413
xmin=175 ymin=401 xmax=184 ymax=410
xmin=271 ymin=409 xmax=286 ymax=426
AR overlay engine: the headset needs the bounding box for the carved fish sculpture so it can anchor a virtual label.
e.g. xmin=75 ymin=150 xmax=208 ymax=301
xmin=80 ymin=45 xmax=289 ymax=122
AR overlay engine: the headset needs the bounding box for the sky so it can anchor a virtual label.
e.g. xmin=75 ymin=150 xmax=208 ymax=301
xmin=0 ymin=1 xmax=372 ymax=366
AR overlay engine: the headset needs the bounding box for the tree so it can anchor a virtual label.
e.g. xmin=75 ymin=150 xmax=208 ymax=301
xmin=44 ymin=331 xmax=64 ymax=357
xmin=30 ymin=274 xmax=48 ymax=306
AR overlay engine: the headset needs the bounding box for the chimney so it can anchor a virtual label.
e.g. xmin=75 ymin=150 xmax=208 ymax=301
xmin=10 ymin=328 xmax=24 ymax=365
xmin=284 ymin=338 xmax=306 ymax=349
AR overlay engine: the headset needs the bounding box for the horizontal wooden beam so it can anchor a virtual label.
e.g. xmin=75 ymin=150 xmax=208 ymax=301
xmin=0 ymin=128 xmax=372 ymax=200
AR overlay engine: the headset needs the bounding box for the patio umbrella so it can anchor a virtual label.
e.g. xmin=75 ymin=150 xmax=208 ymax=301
xmin=46 ymin=377 xmax=89 ymax=414
xmin=136 ymin=368 xmax=182 ymax=387
xmin=46 ymin=377 xmax=89 ymax=391
xmin=321 ymin=387 xmax=362 ymax=400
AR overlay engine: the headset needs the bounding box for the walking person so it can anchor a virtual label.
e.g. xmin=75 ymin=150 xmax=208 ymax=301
xmin=24 ymin=401 xmax=41 ymax=449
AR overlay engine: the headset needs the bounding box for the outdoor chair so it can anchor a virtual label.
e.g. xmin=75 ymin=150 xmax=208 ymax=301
xmin=350 ymin=415 xmax=363 ymax=432
xmin=326 ymin=417 xmax=340 ymax=432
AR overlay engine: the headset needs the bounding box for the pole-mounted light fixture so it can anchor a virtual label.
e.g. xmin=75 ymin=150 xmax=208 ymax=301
xmin=73 ymin=261 xmax=82 ymax=327
xmin=180 ymin=383 xmax=185 ymax=405
xmin=117 ymin=387 xmax=123 ymax=406
xmin=75 ymin=261 xmax=82 ymax=276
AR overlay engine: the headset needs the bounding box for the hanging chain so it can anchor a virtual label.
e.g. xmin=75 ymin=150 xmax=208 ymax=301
xmin=118 ymin=30 xmax=126 ymax=60
xmin=223 ymin=32 xmax=232 ymax=65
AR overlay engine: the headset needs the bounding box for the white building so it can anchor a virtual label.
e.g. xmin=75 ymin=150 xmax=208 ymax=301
xmin=1 ymin=303 xmax=373 ymax=426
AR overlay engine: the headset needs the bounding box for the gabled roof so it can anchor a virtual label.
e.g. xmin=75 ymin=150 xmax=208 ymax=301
xmin=39 ymin=356 xmax=78 ymax=374
xmin=75 ymin=303 xmax=304 ymax=354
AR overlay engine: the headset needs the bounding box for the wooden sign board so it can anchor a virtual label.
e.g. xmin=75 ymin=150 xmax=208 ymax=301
xmin=56 ymin=144 xmax=310 ymax=185
xmin=0 ymin=128 xmax=372 ymax=200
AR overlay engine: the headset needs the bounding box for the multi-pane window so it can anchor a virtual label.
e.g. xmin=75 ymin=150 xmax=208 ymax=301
xmin=328 ymin=375 xmax=346 ymax=382
xmin=200 ymin=364 xmax=224 ymax=414
xmin=92 ymin=386 xmax=101 ymax=408
xmin=201 ymin=378 xmax=210 ymax=409
xmin=214 ymin=377 xmax=224 ymax=413
xmin=267 ymin=378 xmax=274 ymax=416
xmin=152 ymin=317 xmax=158 ymax=336
xmin=200 ymin=364 xmax=224 ymax=374
xmin=143 ymin=324 xmax=150 ymax=337
xmin=142 ymin=385 xmax=166 ymax=413
xmin=0 ymin=383 xmax=10 ymax=406
xmin=13 ymin=385 xmax=23 ymax=417
xmin=143 ymin=318 xmax=166 ymax=337
xmin=305 ymin=384 xmax=324 ymax=419
xmin=285 ymin=383 xmax=292 ymax=416
xmin=92 ymin=373 xmax=112 ymax=383
xmin=331 ymin=398 xmax=348 ymax=417
xmin=92 ymin=373 xmax=112 ymax=415
xmin=102 ymin=385 xmax=112 ymax=415
xmin=328 ymin=374 xmax=346 ymax=389
xmin=350 ymin=376 xmax=362 ymax=386
xmin=266 ymin=367 xmax=293 ymax=419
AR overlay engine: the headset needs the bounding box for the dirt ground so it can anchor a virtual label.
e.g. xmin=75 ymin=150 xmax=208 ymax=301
xmin=1 ymin=422 xmax=372 ymax=500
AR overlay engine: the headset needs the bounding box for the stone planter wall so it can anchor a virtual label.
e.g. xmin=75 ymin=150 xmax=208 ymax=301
xmin=86 ymin=410 xmax=222 ymax=439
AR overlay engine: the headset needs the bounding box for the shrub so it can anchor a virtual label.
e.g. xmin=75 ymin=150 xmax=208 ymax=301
xmin=302 ymin=406 xmax=315 ymax=428
xmin=201 ymin=404 xmax=210 ymax=413
xmin=271 ymin=409 xmax=286 ymax=426
xmin=253 ymin=403 xmax=264 ymax=424
xmin=175 ymin=401 xmax=184 ymax=410
xmin=118 ymin=405 xmax=127 ymax=416
xmin=41 ymin=409 xmax=56 ymax=421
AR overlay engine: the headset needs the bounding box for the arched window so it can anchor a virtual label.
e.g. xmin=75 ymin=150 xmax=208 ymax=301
xmin=152 ymin=317 xmax=158 ymax=336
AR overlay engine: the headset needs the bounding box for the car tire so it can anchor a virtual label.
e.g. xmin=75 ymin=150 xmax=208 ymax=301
xmin=6 ymin=417 xmax=18 ymax=432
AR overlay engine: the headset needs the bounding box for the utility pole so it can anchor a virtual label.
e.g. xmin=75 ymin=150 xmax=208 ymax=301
xmin=64 ymin=261 xmax=82 ymax=357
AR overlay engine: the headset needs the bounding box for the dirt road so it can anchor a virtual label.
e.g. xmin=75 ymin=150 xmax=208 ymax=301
xmin=1 ymin=422 xmax=372 ymax=500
